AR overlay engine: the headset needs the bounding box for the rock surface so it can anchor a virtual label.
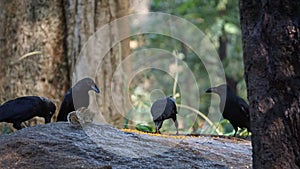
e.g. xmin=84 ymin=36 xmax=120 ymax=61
xmin=0 ymin=122 xmax=252 ymax=169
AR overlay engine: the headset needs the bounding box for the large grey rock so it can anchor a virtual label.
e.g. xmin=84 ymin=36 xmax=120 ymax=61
xmin=0 ymin=122 xmax=252 ymax=169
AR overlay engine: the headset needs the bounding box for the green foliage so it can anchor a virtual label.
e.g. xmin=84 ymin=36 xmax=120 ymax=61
xmin=218 ymin=119 xmax=234 ymax=135
xmin=135 ymin=123 xmax=154 ymax=132
xmin=150 ymin=0 xmax=244 ymax=86
xmin=1 ymin=124 xmax=12 ymax=134
xmin=218 ymin=119 xmax=250 ymax=137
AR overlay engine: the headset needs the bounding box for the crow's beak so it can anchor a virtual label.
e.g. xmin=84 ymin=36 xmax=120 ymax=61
xmin=205 ymin=87 xmax=213 ymax=93
xmin=91 ymin=84 xmax=100 ymax=93
xmin=205 ymin=87 xmax=218 ymax=93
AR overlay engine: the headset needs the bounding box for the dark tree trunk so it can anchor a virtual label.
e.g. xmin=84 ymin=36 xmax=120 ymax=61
xmin=240 ymin=0 xmax=300 ymax=168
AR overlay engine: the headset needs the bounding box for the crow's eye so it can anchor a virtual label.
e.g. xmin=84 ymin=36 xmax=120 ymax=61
xmin=87 ymin=80 xmax=93 ymax=86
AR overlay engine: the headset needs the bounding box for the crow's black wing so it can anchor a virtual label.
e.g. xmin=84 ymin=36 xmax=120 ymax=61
xmin=151 ymin=98 xmax=167 ymax=121
xmin=237 ymin=96 xmax=249 ymax=118
xmin=57 ymin=90 xmax=74 ymax=121
xmin=236 ymin=96 xmax=251 ymax=130
xmin=0 ymin=96 xmax=42 ymax=123
xmin=167 ymin=98 xmax=178 ymax=114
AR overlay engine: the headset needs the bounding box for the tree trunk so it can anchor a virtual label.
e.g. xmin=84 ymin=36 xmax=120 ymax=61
xmin=0 ymin=1 xmax=68 ymax=126
xmin=63 ymin=0 xmax=129 ymax=127
xmin=240 ymin=0 xmax=300 ymax=168
xmin=0 ymin=0 xmax=130 ymax=129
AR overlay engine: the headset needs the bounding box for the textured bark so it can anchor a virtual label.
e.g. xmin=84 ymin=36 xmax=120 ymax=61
xmin=63 ymin=0 xmax=129 ymax=127
xmin=0 ymin=0 xmax=129 ymax=129
xmin=0 ymin=1 xmax=68 ymax=126
xmin=240 ymin=0 xmax=300 ymax=168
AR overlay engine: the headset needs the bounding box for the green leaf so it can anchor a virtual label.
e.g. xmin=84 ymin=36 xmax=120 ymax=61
xmin=135 ymin=124 xmax=153 ymax=132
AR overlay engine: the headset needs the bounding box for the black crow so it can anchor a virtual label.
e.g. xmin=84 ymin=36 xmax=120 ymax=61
xmin=56 ymin=78 xmax=100 ymax=121
xmin=0 ymin=96 xmax=56 ymax=130
xmin=151 ymin=96 xmax=178 ymax=135
xmin=206 ymin=84 xmax=251 ymax=136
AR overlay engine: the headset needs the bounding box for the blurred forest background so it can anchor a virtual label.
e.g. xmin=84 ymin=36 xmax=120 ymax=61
xmin=129 ymin=0 xmax=247 ymax=136
xmin=0 ymin=0 xmax=247 ymax=136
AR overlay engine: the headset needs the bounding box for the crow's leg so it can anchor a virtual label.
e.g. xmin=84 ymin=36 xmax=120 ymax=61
xmin=233 ymin=126 xmax=239 ymax=137
xmin=21 ymin=122 xmax=28 ymax=128
xmin=13 ymin=122 xmax=23 ymax=130
xmin=172 ymin=117 xmax=179 ymax=135
xmin=155 ymin=121 xmax=163 ymax=134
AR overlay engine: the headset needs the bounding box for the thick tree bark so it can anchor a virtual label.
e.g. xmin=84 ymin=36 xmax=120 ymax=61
xmin=0 ymin=1 xmax=68 ymax=125
xmin=0 ymin=0 xmax=130 ymax=129
xmin=240 ymin=0 xmax=300 ymax=168
xmin=63 ymin=0 xmax=129 ymax=127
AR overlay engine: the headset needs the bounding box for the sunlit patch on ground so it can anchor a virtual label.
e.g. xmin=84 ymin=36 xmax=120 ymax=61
xmin=120 ymin=128 xmax=250 ymax=143
xmin=120 ymin=128 xmax=188 ymax=139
